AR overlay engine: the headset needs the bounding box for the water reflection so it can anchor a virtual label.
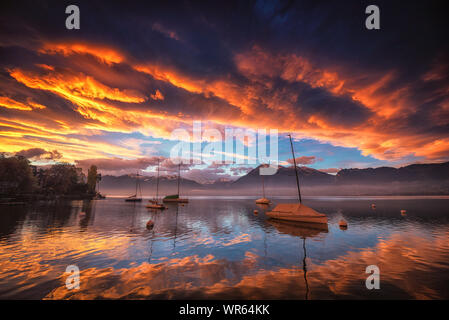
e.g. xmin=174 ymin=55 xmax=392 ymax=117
xmin=0 ymin=197 xmax=448 ymax=299
xmin=267 ymin=220 xmax=329 ymax=299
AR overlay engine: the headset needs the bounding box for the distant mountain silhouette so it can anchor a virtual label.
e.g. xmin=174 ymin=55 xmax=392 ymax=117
xmin=97 ymin=162 xmax=449 ymax=196
xmin=100 ymin=174 xmax=203 ymax=196
xmin=232 ymin=165 xmax=334 ymax=187
xmin=336 ymin=162 xmax=449 ymax=184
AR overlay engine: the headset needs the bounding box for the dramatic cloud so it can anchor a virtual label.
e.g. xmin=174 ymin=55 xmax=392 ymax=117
xmin=0 ymin=96 xmax=46 ymax=111
xmin=0 ymin=0 xmax=448 ymax=170
xmin=183 ymin=168 xmax=233 ymax=184
xmin=74 ymin=156 xmax=198 ymax=176
xmin=15 ymin=148 xmax=62 ymax=160
xmin=230 ymin=166 xmax=254 ymax=175
xmin=287 ymin=156 xmax=322 ymax=165
xmin=75 ymin=157 xmax=162 ymax=174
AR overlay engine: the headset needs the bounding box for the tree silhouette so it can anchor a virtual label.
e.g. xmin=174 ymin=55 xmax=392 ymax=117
xmin=87 ymin=165 xmax=98 ymax=194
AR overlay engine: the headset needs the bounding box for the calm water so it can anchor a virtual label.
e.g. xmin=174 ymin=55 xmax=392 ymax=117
xmin=0 ymin=197 xmax=448 ymax=299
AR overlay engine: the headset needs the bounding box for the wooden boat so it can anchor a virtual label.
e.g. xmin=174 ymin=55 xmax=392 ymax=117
xmin=163 ymin=164 xmax=189 ymax=203
xmin=163 ymin=194 xmax=189 ymax=203
xmin=146 ymin=199 xmax=165 ymax=209
xmin=256 ymin=197 xmax=270 ymax=204
xmin=266 ymin=203 xmax=328 ymax=224
xmin=125 ymin=172 xmax=142 ymax=202
xmin=125 ymin=196 xmax=142 ymax=202
xmin=146 ymin=160 xmax=165 ymax=209
xmin=266 ymin=134 xmax=328 ymax=225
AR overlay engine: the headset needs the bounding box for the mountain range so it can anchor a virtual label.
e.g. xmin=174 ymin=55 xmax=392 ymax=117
xmin=98 ymin=162 xmax=449 ymax=196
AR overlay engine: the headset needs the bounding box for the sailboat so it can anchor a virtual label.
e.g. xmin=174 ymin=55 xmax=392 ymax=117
xmin=125 ymin=172 xmax=142 ymax=202
xmin=146 ymin=160 xmax=166 ymax=209
xmin=255 ymin=170 xmax=270 ymax=204
xmin=163 ymin=163 xmax=189 ymax=203
xmin=266 ymin=134 xmax=328 ymax=225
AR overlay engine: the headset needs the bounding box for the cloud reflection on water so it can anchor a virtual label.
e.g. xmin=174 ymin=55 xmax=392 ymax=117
xmin=44 ymin=224 xmax=449 ymax=299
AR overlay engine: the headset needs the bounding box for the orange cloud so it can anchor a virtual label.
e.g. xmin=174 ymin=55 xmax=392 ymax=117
xmin=7 ymin=67 xmax=186 ymax=135
xmin=150 ymin=89 xmax=164 ymax=100
xmin=235 ymin=46 xmax=412 ymax=119
xmin=1 ymin=39 xmax=447 ymax=163
xmin=40 ymin=227 xmax=449 ymax=299
xmin=2 ymin=65 xmax=194 ymax=162
xmin=135 ymin=64 xmax=206 ymax=95
xmin=0 ymin=96 xmax=46 ymax=111
xmin=9 ymin=68 xmax=145 ymax=104
xmin=40 ymin=42 xmax=125 ymax=64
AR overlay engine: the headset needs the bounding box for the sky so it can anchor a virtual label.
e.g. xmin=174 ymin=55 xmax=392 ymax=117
xmin=0 ymin=0 xmax=448 ymax=182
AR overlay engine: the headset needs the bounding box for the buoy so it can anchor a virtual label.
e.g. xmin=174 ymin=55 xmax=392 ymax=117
xmin=146 ymin=220 xmax=154 ymax=229
xmin=254 ymin=210 xmax=258 ymax=214
xmin=371 ymin=204 xmax=376 ymax=209
xmin=401 ymin=210 xmax=407 ymax=216
xmin=339 ymin=219 xmax=348 ymax=229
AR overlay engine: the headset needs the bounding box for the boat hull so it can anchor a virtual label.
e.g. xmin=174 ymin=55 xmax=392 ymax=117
xmin=255 ymin=198 xmax=270 ymax=204
xmin=266 ymin=203 xmax=328 ymax=225
xmin=266 ymin=212 xmax=328 ymax=224
xmin=162 ymin=198 xmax=189 ymax=203
xmin=146 ymin=204 xmax=165 ymax=209
xmin=125 ymin=198 xmax=142 ymax=202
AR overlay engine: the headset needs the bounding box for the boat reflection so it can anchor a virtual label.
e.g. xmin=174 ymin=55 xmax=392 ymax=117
xmin=256 ymin=203 xmax=271 ymax=210
xmin=267 ymin=219 xmax=329 ymax=237
xmin=2 ymin=198 xmax=449 ymax=299
xmin=267 ymin=219 xmax=328 ymax=299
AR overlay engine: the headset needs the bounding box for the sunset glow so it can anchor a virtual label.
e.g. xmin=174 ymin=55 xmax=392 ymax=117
xmin=0 ymin=1 xmax=448 ymax=178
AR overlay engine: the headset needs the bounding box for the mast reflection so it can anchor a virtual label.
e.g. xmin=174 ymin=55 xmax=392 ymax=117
xmin=267 ymin=219 xmax=328 ymax=299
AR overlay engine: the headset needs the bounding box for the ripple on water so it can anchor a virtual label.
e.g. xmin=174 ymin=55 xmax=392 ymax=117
xmin=0 ymin=198 xmax=448 ymax=299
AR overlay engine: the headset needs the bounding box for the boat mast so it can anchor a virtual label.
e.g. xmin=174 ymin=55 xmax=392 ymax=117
xmin=288 ymin=134 xmax=302 ymax=203
xmin=138 ymin=172 xmax=142 ymax=198
xmin=262 ymin=174 xmax=265 ymax=198
xmin=156 ymin=160 xmax=160 ymax=201
xmin=135 ymin=171 xmax=138 ymax=197
xmin=302 ymin=237 xmax=309 ymax=299
xmin=177 ymin=163 xmax=180 ymax=197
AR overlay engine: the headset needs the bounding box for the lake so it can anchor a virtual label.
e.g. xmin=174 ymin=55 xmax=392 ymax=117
xmin=0 ymin=196 xmax=448 ymax=299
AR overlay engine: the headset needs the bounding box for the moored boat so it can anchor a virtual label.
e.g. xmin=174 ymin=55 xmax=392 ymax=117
xmin=125 ymin=172 xmax=142 ymax=202
xmin=255 ymin=169 xmax=270 ymax=204
xmin=163 ymin=164 xmax=189 ymax=203
xmin=265 ymin=134 xmax=328 ymax=225
xmin=146 ymin=160 xmax=165 ymax=209
xmin=255 ymin=197 xmax=270 ymax=204
xmin=163 ymin=194 xmax=189 ymax=203
xmin=146 ymin=199 xmax=165 ymax=209
xmin=266 ymin=203 xmax=328 ymax=224
xmin=125 ymin=195 xmax=142 ymax=202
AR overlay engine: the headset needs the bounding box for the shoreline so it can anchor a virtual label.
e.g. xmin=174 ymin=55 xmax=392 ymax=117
xmin=0 ymin=193 xmax=94 ymax=204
